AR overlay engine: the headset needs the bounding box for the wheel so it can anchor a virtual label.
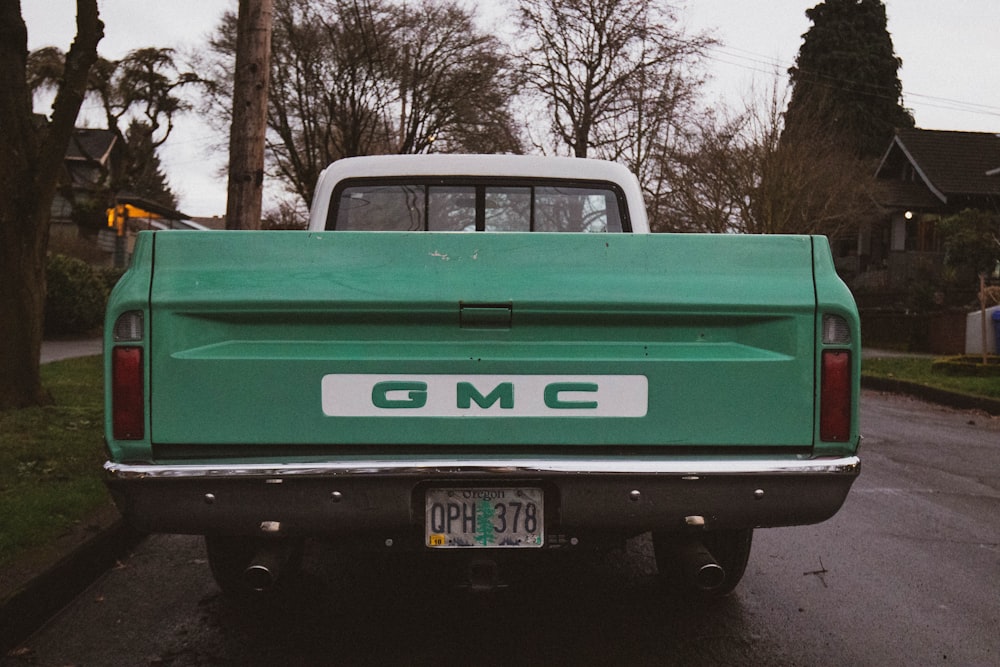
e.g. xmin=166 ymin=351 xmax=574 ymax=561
xmin=653 ymin=528 xmax=753 ymax=598
xmin=204 ymin=535 xmax=303 ymax=597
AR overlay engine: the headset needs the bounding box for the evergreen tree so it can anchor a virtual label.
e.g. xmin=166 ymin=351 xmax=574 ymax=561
xmin=785 ymin=0 xmax=913 ymax=159
xmin=122 ymin=121 xmax=178 ymax=209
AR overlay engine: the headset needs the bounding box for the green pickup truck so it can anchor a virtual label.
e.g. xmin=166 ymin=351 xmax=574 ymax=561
xmin=104 ymin=155 xmax=860 ymax=596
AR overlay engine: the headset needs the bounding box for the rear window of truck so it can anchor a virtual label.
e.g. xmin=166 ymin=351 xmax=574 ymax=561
xmin=327 ymin=178 xmax=629 ymax=232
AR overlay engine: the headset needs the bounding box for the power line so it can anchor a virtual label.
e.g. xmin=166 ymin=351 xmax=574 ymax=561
xmin=701 ymin=43 xmax=1000 ymax=123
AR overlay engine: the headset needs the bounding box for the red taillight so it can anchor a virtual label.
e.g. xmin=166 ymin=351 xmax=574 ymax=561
xmin=820 ymin=350 xmax=851 ymax=442
xmin=112 ymin=346 xmax=144 ymax=440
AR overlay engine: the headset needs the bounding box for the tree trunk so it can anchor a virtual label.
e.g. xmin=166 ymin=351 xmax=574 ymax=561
xmin=0 ymin=201 xmax=50 ymax=408
xmin=226 ymin=0 xmax=273 ymax=230
xmin=0 ymin=1 xmax=102 ymax=409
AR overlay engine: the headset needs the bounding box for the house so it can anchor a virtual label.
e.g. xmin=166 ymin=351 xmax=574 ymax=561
xmin=850 ymin=128 xmax=1000 ymax=353
xmin=49 ymin=126 xmax=196 ymax=266
xmin=50 ymin=127 xmax=122 ymax=229
xmin=850 ymin=128 xmax=1000 ymax=291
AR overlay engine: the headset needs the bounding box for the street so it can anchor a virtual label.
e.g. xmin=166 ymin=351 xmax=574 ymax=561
xmin=5 ymin=389 xmax=999 ymax=666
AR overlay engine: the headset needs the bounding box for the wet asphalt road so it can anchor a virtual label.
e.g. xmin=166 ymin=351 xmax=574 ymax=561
xmin=5 ymin=389 xmax=999 ymax=666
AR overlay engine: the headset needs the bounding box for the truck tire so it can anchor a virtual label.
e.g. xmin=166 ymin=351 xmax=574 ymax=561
xmin=653 ymin=528 xmax=753 ymax=598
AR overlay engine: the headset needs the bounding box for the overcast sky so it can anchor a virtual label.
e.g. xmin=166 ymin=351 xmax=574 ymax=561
xmin=21 ymin=0 xmax=1000 ymax=218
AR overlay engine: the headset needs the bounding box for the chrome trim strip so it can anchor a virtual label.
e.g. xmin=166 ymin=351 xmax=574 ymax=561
xmin=105 ymin=455 xmax=860 ymax=480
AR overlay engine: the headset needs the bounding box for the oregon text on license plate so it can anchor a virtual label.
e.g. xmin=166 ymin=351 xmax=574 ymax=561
xmin=425 ymin=487 xmax=544 ymax=548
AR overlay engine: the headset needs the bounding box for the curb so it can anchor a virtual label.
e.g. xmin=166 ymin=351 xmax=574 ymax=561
xmin=861 ymin=375 xmax=1000 ymax=416
xmin=0 ymin=521 xmax=145 ymax=655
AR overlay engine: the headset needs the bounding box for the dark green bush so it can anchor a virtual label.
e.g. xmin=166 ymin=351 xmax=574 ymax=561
xmin=99 ymin=266 xmax=126 ymax=293
xmin=44 ymin=254 xmax=109 ymax=336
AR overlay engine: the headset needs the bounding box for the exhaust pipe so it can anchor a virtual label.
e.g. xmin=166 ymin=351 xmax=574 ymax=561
xmin=242 ymin=542 xmax=294 ymax=592
xmin=676 ymin=539 xmax=726 ymax=591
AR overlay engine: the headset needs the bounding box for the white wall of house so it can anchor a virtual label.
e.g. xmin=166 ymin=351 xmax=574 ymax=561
xmin=891 ymin=213 xmax=907 ymax=252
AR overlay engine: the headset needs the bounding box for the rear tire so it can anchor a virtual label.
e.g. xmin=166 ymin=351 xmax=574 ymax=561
xmin=653 ymin=528 xmax=753 ymax=598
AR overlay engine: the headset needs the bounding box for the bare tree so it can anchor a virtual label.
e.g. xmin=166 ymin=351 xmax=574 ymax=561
xmin=0 ymin=1 xmax=103 ymax=409
xmin=667 ymin=84 xmax=875 ymax=237
xmin=392 ymin=0 xmax=522 ymax=155
xmin=515 ymin=0 xmax=710 ymax=161
xmin=203 ymin=0 xmax=521 ymax=208
xmin=749 ymin=93 xmax=875 ymax=237
xmin=204 ymin=0 xmax=388 ymax=205
xmin=655 ymin=112 xmax=749 ymax=233
xmin=607 ymin=37 xmax=713 ymax=232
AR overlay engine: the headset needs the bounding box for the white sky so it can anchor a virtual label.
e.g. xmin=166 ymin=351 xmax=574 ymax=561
xmin=21 ymin=0 xmax=1000 ymax=218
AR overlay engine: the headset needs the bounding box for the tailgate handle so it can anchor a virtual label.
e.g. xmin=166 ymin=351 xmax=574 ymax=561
xmin=460 ymin=303 xmax=512 ymax=329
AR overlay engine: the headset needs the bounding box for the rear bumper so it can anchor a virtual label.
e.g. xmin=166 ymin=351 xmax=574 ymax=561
xmin=104 ymin=455 xmax=860 ymax=543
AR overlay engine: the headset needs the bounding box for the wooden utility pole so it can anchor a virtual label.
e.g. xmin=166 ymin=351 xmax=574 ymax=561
xmin=225 ymin=0 xmax=273 ymax=230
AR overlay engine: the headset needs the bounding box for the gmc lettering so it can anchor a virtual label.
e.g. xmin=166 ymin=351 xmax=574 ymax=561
xmin=321 ymin=374 xmax=648 ymax=418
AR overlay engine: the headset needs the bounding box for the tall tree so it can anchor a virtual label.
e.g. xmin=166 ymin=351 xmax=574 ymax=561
xmin=29 ymin=46 xmax=199 ymax=211
xmin=0 ymin=1 xmax=103 ymax=409
xmin=121 ymin=120 xmax=177 ymax=208
xmin=392 ymin=0 xmax=522 ymax=155
xmin=203 ymin=0 xmax=521 ymax=208
xmin=785 ymin=0 xmax=913 ymax=159
xmin=515 ymin=0 xmax=710 ymax=161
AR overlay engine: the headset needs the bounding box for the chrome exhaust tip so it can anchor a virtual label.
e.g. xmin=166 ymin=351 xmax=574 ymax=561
xmin=242 ymin=543 xmax=293 ymax=592
xmin=677 ymin=539 xmax=726 ymax=591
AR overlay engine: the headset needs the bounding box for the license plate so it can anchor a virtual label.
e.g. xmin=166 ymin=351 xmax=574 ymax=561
xmin=425 ymin=487 xmax=544 ymax=548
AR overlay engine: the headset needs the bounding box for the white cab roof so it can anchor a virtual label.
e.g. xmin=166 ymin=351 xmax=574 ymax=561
xmin=308 ymin=154 xmax=649 ymax=233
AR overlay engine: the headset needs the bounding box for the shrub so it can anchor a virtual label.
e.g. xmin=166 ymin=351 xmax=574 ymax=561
xmin=99 ymin=266 xmax=126 ymax=293
xmin=44 ymin=254 xmax=109 ymax=336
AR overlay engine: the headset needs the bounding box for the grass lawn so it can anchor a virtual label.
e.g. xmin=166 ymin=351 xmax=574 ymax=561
xmin=862 ymin=355 xmax=1000 ymax=401
xmin=0 ymin=356 xmax=111 ymax=569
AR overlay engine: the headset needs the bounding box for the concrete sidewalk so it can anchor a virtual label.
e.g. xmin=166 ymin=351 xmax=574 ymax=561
xmin=40 ymin=338 xmax=103 ymax=363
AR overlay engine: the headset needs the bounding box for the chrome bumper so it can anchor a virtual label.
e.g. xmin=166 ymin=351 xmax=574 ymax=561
xmin=104 ymin=455 xmax=860 ymax=541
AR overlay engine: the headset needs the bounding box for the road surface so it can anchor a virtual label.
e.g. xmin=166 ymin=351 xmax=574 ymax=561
xmin=5 ymin=390 xmax=998 ymax=665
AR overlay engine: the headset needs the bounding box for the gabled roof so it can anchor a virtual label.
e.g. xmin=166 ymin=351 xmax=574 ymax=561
xmin=65 ymin=128 xmax=119 ymax=164
xmin=875 ymin=128 xmax=1000 ymax=205
xmin=873 ymin=179 xmax=941 ymax=210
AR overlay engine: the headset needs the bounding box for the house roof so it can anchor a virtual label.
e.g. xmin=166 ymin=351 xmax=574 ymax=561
xmin=66 ymin=128 xmax=118 ymax=164
xmin=876 ymin=128 xmax=1000 ymax=206
xmin=873 ymin=179 xmax=942 ymax=210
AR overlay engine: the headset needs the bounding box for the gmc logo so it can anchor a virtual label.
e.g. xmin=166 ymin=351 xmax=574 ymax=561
xmin=321 ymin=374 xmax=647 ymax=418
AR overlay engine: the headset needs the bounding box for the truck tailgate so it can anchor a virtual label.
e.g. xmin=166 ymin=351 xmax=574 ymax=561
xmin=147 ymin=232 xmax=819 ymax=450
